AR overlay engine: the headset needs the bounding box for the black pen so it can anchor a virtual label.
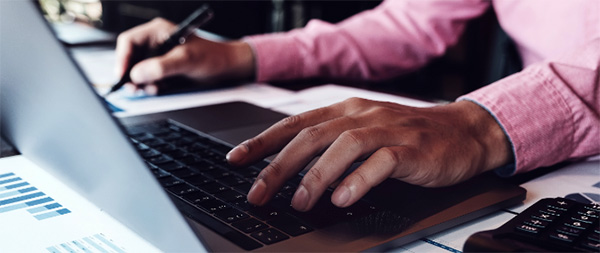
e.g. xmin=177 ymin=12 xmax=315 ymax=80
xmin=104 ymin=4 xmax=214 ymax=97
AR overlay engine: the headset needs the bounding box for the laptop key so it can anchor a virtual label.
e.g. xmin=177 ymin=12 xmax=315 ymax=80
xmin=268 ymin=214 xmax=313 ymax=236
xmin=185 ymin=175 xmax=213 ymax=186
xmin=251 ymin=228 xmax=289 ymax=245
xmin=223 ymin=231 xmax=263 ymax=251
xmin=248 ymin=205 xmax=281 ymax=221
xmin=217 ymin=175 xmax=247 ymax=186
xmin=214 ymin=189 xmax=246 ymax=202
xmin=169 ymin=168 xmax=199 ymax=179
xmin=155 ymin=161 xmax=185 ymax=171
xmin=181 ymin=191 xmax=212 ymax=204
xmin=233 ymin=182 xmax=253 ymax=194
xmin=167 ymin=183 xmax=197 ymax=196
xmin=196 ymin=199 xmax=229 ymax=213
xmin=215 ymin=208 xmax=249 ymax=223
xmin=232 ymin=218 xmax=268 ymax=234
xmin=158 ymin=176 xmax=183 ymax=188
xmin=199 ymin=182 xmax=228 ymax=194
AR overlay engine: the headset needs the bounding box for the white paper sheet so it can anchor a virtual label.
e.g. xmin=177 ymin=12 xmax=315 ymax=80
xmin=0 ymin=156 xmax=160 ymax=252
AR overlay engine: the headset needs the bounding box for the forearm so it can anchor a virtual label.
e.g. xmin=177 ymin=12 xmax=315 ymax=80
xmin=460 ymin=38 xmax=600 ymax=175
xmin=245 ymin=0 xmax=490 ymax=82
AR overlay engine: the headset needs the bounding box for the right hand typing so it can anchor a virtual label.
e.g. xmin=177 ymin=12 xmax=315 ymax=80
xmin=114 ymin=17 xmax=255 ymax=95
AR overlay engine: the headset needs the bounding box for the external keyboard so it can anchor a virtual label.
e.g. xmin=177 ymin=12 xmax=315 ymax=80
xmin=464 ymin=197 xmax=600 ymax=252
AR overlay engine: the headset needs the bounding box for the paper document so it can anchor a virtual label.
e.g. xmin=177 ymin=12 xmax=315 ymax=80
xmin=0 ymin=156 xmax=160 ymax=252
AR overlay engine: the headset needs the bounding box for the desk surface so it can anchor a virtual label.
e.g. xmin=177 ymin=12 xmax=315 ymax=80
xmin=1 ymin=43 xmax=597 ymax=252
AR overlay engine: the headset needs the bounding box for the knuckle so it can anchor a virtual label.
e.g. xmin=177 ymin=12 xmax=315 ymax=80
xmin=280 ymin=115 xmax=303 ymax=130
xmin=377 ymin=147 xmax=400 ymax=167
xmin=245 ymin=137 xmax=265 ymax=151
xmin=339 ymin=130 xmax=364 ymax=148
xmin=350 ymin=170 xmax=370 ymax=187
xmin=261 ymin=160 xmax=285 ymax=180
xmin=298 ymin=126 xmax=323 ymax=142
xmin=305 ymin=167 xmax=326 ymax=186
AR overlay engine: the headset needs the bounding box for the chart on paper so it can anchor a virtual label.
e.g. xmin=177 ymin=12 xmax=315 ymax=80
xmin=47 ymin=233 xmax=127 ymax=253
xmin=0 ymin=172 xmax=71 ymax=220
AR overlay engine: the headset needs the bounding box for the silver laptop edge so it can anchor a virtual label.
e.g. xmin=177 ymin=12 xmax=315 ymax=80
xmin=0 ymin=1 xmax=206 ymax=251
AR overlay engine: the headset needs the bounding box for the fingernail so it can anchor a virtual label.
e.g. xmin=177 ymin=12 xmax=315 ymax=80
xmin=291 ymin=185 xmax=309 ymax=211
xmin=332 ymin=186 xmax=351 ymax=207
xmin=144 ymin=84 xmax=158 ymax=96
xmin=247 ymin=179 xmax=266 ymax=205
xmin=226 ymin=142 xmax=248 ymax=163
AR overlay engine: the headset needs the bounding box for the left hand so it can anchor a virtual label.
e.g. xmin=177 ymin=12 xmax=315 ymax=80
xmin=226 ymin=98 xmax=512 ymax=212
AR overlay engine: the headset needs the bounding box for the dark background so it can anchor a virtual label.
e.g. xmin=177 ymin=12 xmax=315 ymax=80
xmin=98 ymin=0 xmax=520 ymax=102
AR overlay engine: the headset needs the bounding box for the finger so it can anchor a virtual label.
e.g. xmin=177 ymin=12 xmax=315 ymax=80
xmin=226 ymin=104 xmax=347 ymax=166
xmin=247 ymin=115 xmax=362 ymax=206
xmin=294 ymin=127 xmax=394 ymax=211
xmin=115 ymin=18 xmax=175 ymax=77
xmin=331 ymin=146 xmax=418 ymax=208
xmin=129 ymin=46 xmax=191 ymax=84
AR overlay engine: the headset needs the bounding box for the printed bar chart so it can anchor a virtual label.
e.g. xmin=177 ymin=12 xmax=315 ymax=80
xmin=0 ymin=172 xmax=70 ymax=220
xmin=47 ymin=234 xmax=127 ymax=253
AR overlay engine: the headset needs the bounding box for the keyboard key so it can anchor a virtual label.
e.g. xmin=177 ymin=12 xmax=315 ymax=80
xmin=196 ymin=199 xmax=229 ymax=213
xmin=223 ymin=231 xmax=262 ymax=251
xmin=167 ymin=183 xmax=197 ymax=196
xmin=232 ymin=199 xmax=252 ymax=211
xmin=158 ymin=176 xmax=183 ymax=187
xmin=580 ymin=239 xmax=600 ymax=251
xmin=251 ymin=228 xmax=289 ymax=245
xmin=549 ymin=232 xmax=575 ymax=243
xmin=181 ymin=191 xmax=211 ymax=204
xmin=217 ymin=175 xmax=247 ymax=186
xmin=516 ymin=224 xmax=540 ymax=234
xmin=199 ymin=182 xmax=228 ymax=194
xmin=233 ymin=182 xmax=253 ymax=194
xmin=215 ymin=208 xmax=249 ymax=223
xmin=248 ymin=206 xmax=281 ymax=221
xmin=215 ymin=190 xmax=246 ymax=202
xmin=232 ymin=218 xmax=268 ymax=233
xmin=267 ymin=214 xmax=313 ymax=236
xmin=155 ymin=161 xmax=185 ymax=171
xmin=148 ymin=155 xmax=173 ymax=165
xmin=203 ymin=168 xmax=232 ymax=179
xmin=185 ymin=175 xmax=213 ymax=186
xmin=170 ymin=168 xmax=200 ymax=179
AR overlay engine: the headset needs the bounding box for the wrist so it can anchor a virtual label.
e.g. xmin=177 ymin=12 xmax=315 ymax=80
xmin=453 ymin=101 xmax=514 ymax=172
xmin=225 ymin=41 xmax=256 ymax=82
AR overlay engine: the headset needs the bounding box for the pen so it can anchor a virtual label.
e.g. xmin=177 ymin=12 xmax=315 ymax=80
xmin=104 ymin=4 xmax=214 ymax=97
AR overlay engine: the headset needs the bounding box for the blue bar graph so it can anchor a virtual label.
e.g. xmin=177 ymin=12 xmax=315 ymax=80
xmin=0 ymin=177 xmax=22 ymax=185
xmin=0 ymin=196 xmax=54 ymax=213
xmin=28 ymin=203 xmax=62 ymax=214
xmin=0 ymin=172 xmax=15 ymax=179
xmin=35 ymin=208 xmax=71 ymax=220
xmin=2 ymin=182 xmax=30 ymax=191
xmin=0 ymin=172 xmax=70 ymax=221
xmin=47 ymin=234 xmax=125 ymax=253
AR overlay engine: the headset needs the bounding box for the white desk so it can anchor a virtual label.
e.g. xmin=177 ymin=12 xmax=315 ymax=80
xmin=1 ymin=45 xmax=596 ymax=253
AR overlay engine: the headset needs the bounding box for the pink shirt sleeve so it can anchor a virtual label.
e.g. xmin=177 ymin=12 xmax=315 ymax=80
xmin=244 ymin=0 xmax=490 ymax=82
xmin=460 ymin=38 xmax=600 ymax=176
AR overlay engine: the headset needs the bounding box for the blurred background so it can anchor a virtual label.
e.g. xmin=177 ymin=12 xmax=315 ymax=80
xmin=39 ymin=0 xmax=519 ymax=102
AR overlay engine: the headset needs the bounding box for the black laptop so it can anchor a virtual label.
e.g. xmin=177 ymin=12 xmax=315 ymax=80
xmin=0 ymin=1 xmax=526 ymax=251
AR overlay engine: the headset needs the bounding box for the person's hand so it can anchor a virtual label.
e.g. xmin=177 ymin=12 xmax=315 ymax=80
xmin=114 ymin=18 xmax=255 ymax=95
xmin=226 ymin=98 xmax=513 ymax=212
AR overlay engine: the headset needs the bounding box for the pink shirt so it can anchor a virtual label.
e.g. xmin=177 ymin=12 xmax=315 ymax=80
xmin=245 ymin=0 xmax=600 ymax=175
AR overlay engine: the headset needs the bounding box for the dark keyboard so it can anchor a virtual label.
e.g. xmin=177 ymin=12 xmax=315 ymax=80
xmin=127 ymin=121 xmax=377 ymax=250
xmin=464 ymin=197 xmax=600 ymax=252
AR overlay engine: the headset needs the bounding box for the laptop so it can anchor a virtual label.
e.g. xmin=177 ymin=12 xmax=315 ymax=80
xmin=0 ymin=1 xmax=526 ymax=251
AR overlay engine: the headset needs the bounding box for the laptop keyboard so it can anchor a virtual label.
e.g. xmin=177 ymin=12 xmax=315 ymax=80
xmin=126 ymin=121 xmax=377 ymax=250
